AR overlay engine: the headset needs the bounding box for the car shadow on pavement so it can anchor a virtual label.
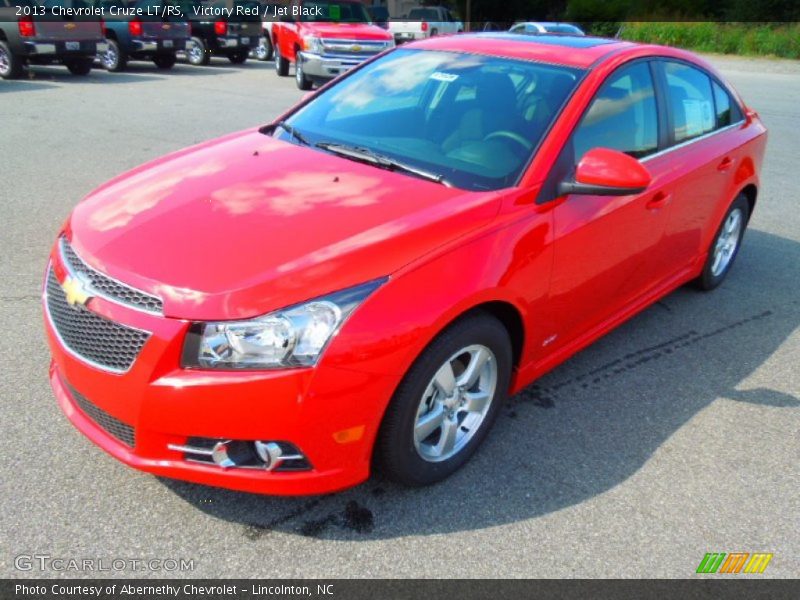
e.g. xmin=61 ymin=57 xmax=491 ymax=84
xmin=160 ymin=229 xmax=800 ymax=540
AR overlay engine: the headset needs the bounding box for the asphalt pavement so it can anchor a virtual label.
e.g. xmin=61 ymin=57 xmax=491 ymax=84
xmin=0 ymin=53 xmax=797 ymax=578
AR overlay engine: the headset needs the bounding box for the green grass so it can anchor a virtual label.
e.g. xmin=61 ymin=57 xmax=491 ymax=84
xmin=613 ymin=22 xmax=800 ymax=59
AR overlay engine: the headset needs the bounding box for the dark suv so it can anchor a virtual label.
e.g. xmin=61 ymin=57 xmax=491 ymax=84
xmin=93 ymin=0 xmax=190 ymax=71
xmin=0 ymin=0 xmax=106 ymax=78
xmin=185 ymin=0 xmax=259 ymax=65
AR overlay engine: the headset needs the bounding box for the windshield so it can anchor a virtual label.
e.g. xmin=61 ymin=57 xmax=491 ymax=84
xmin=280 ymin=49 xmax=582 ymax=191
xmin=300 ymin=0 xmax=371 ymax=22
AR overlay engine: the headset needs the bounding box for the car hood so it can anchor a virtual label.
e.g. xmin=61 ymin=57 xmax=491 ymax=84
xmin=67 ymin=130 xmax=501 ymax=320
xmin=299 ymin=22 xmax=393 ymax=40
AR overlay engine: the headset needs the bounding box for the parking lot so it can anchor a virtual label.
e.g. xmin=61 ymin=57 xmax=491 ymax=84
xmin=1 ymin=54 xmax=798 ymax=578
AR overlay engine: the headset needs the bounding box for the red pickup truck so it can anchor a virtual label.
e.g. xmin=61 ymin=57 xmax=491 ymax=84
xmin=271 ymin=0 xmax=393 ymax=90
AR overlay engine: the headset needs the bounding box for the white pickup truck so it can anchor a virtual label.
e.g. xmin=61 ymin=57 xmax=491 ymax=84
xmin=389 ymin=6 xmax=463 ymax=43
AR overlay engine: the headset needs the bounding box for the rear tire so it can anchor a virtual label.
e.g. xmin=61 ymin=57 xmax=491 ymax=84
xmin=228 ymin=50 xmax=248 ymax=64
xmin=64 ymin=57 xmax=93 ymax=75
xmin=694 ymin=194 xmax=750 ymax=291
xmin=101 ymin=39 xmax=127 ymax=72
xmin=254 ymin=35 xmax=273 ymax=61
xmin=153 ymin=53 xmax=177 ymax=69
xmin=376 ymin=313 xmax=512 ymax=486
xmin=0 ymin=40 xmax=24 ymax=79
xmin=187 ymin=37 xmax=210 ymax=66
xmin=274 ymin=42 xmax=289 ymax=76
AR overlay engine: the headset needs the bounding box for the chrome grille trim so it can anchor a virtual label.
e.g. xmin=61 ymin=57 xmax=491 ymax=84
xmin=45 ymin=267 xmax=151 ymax=374
xmin=68 ymin=382 xmax=135 ymax=447
xmin=321 ymin=38 xmax=390 ymax=56
xmin=59 ymin=237 xmax=164 ymax=315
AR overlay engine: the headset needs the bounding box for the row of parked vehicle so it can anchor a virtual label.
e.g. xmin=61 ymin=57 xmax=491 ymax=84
xmin=0 ymin=0 xmax=584 ymax=84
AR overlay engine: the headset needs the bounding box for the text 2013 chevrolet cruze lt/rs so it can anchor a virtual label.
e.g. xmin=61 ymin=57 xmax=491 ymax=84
xmin=44 ymin=33 xmax=766 ymax=495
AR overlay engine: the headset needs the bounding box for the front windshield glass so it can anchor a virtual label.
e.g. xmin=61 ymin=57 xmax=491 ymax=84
xmin=281 ymin=49 xmax=582 ymax=191
xmin=301 ymin=0 xmax=371 ymax=22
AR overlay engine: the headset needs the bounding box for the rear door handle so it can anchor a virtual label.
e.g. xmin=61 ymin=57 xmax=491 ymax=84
xmin=646 ymin=191 xmax=671 ymax=210
xmin=717 ymin=157 xmax=734 ymax=171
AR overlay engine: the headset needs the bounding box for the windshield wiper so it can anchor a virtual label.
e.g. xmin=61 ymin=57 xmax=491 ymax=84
xmin=274 ymin=121 xmax=310 ymax=146
xmin=315 ymin=142 xmax=452 ymax=187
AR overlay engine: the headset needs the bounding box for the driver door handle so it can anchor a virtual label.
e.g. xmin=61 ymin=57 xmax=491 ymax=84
xmin=646 ymin=191 xmax=671 ymax=210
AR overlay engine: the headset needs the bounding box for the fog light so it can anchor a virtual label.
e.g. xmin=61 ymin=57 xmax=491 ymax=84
xmin=211 ymin=440 xmax=259 ymax=468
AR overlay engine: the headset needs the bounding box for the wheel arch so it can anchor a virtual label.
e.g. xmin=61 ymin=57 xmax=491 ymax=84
xmin=740 ymin=183 xmax=758 ymax=221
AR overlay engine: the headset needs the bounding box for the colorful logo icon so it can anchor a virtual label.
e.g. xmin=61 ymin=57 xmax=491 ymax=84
xmin=697 ymin=552 xmax=773 ymax=574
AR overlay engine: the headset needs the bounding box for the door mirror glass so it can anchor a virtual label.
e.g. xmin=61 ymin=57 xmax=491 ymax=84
xmin=558 ymin=147 xmax=652 ymax=196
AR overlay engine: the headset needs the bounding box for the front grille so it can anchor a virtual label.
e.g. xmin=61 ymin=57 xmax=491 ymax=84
xmin=60 ymin=237 xmax=163 ymax=314
xmin=322 ymin=38 xmax=388 ymax=57
xmin=46 ymin=268 xmax=150 ymax=373
xmin=69 ymin=384 xmax=135 ymax=447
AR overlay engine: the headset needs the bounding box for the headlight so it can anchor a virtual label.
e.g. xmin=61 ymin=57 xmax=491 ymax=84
xmin=302 ymin=36 xmax=324 ymax=54
xmin=183 ymin=279 xmax=385 ymax=370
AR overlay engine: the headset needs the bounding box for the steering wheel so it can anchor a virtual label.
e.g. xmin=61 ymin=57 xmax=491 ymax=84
xmin=483 ymin=130 xmax=534 ymax=153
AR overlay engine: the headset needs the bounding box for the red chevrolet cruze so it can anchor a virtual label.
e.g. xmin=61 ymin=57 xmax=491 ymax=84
xmin=44 ymin=33 xmax=767 ymax=495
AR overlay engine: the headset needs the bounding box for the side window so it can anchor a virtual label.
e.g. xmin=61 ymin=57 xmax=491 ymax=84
xmin=712 ymin=81 xmax=742 ymax=128
xmin=663 ymin=61 xmax=715 ymax=143
xmin=572 ymin=62 xmax=659 ymax=161
xmin=510 ymin=25 xmax=524 ymax=34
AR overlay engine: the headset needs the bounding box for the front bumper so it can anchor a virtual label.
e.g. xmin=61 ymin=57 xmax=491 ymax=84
xmin=297 ymin=50 xmax=376 ymax=80
xmin=43 ymin=249 xmax=397 ymax=496
xmin=23 ymin=40 xmax=107 ymax=57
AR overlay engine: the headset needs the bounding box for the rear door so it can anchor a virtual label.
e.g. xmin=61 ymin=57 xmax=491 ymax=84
xmin=652 ymin=59 xmax=747 ymax=274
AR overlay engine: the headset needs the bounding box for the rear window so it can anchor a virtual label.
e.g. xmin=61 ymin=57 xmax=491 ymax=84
xmin=408 ymin=8 xmax=438 ymax=20
xmin=543 ymin=24 xmax=582 ymax=34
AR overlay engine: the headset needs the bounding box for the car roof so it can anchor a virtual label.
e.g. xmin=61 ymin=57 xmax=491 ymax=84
xmin=406 ymin=33 xmax=635 ymax=69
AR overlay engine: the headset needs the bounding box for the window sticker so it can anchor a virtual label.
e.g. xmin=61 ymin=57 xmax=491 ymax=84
xmin=683 ymin=99 xmax=714 ymax=136
xmin=430 ymin=72 xmax=459 ymax=83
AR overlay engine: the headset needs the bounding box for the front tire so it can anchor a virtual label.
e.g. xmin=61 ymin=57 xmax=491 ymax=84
xmin=153 ymin=53 xmax=177 ymax=69
xmin=295 ymin=54 xmax=312 ymax=90
xmin=274 ymin=42 xmax=289 ymax=76
xmin=377 ymin=313 xmax=512 ymax=486
xmin=694 ymin=194 xmax=750 ymax=291
xmin=101 ymin=39 xmax=127 ymax=72
xmin=0 ymin=41 xmax=24 ymax=79
xmin=187 ymin=37 xmax=210 ymax=66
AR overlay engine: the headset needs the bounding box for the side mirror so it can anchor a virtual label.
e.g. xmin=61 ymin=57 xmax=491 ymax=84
xmin=558 ymin=147 xmax=651 ymax=197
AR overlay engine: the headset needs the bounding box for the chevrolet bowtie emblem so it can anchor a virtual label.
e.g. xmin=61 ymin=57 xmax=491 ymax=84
xmin=162 ymin=24 xmax=171 ymax=30
xmin=64 ymin=23 xmax=76 ymax=30
xmin=62 ymin=276 xmax=92 ymax=308
xmin=351 ymin=44 xmax=362 ymax=52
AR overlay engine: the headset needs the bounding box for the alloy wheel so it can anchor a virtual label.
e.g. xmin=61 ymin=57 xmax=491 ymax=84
xmin=188 ymin=41 xmax=203 ymax=65
xmin=0 ymin=46 xmax=10 ymax=76
xmin=413 ymin=344 xmax=498 ymax=462
xmin=102 ymin=44 xmax=117 ymax=70
xmin=711 ymin=208 xmax=743 ymax=277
